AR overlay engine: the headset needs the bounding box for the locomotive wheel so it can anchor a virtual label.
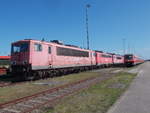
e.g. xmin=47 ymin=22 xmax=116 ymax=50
xmin=24 ymin=72 xmax=34 ymax=81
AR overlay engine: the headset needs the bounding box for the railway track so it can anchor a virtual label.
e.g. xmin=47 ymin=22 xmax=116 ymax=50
xmin=0 ymin=82 xmax=12 ymax=87
xmin=0 ymin=81 xmax=26 ymax=88
xmin=0 ymin=67 xmax=123 ymax=88
xmin=0 ymin=75 xmax=29 ymax=88
xmin=0 ymin=73 xmax=114 ymax=113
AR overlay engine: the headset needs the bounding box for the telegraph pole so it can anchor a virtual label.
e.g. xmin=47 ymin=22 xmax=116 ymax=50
xmin=86 ymin=4 xmax=91 ymax=49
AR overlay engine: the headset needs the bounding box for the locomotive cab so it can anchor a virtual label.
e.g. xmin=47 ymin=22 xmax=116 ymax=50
xmin=11 ymin=40 xmax=31 ymax=77
xmin=124 ymin=54 xmax=134 ymax=66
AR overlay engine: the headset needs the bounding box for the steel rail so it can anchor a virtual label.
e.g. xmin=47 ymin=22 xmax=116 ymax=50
xmin=0 ymin=76 xmax=96 ymax=108
xmin=0 ymin=74 xmax=114 ymax=113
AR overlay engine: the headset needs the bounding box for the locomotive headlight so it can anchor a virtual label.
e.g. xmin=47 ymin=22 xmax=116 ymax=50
xmin=23 ymin=60 xmax=28 ymax=65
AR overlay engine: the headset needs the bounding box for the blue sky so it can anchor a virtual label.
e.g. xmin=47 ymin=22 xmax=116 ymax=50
xmin=0 ymin=0 xmax=150 ymax=59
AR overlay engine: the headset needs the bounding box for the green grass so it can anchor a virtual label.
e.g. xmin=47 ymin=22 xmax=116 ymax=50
xmin=0 ymin=71 xmax=103 ymax=104
xmin=45 ymin=72 xmax=137 ymax=113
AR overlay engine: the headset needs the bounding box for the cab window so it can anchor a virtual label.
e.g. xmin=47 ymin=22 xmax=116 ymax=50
xmin=12 ymin=43 xmax=29 ymax=53
xmin=34 ymin=43 xmax=42 ymax=51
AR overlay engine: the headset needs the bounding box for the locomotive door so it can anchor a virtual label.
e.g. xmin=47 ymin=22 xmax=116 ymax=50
xmin=48 ymin=46 xmax=52 ymax=67
xmin=95 ymin=53 xmax=98 ymax=65
xmin=91 ymin=51 xmax=96 ymax=65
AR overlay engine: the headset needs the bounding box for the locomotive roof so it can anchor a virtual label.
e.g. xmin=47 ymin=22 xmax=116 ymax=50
xmin=12 ymin=39 xmax=92 ymax=51
xmin=114 ymin=54 xmax=123 ymax=56
xmin=95 ymin=50 xmax=103 ymax=53
xmin=124 ymin=54 xmax=133 ymax=56
xmin=12 ymin=39 xmax=126 ymax=56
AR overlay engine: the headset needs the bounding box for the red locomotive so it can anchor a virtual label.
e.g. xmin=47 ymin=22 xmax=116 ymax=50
xmin=10 ymin=39 xmax=144 ymax=80
xmin=124 ymin=54 xmax=144 ymax=66
xmin=95 ymin=51 xmax=113 ymax=67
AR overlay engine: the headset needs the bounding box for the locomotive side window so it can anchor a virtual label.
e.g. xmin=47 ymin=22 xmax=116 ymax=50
xmin=117 ymin=57 xmax=122 ymax=59
xmin=57 ymin=47 xmax=89 ymax=57
xmin=102 ymin=54 xmax=108 ymax=58
xmin=34 ymin=43 xmax=42 ymax=51
xmin=101 ymin=54 xmax=112 ymax=58
xmin=48 ymin=46 xmax=51 ymax=54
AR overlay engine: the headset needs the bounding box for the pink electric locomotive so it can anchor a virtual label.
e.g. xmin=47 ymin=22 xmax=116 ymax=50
xmin=112 ymin=54 xmax=124 ymax=66
xmin=11 ymin=39 xmax=96 ymax=80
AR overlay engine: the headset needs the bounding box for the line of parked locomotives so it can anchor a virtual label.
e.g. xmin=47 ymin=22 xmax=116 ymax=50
xmin=10 ymin=39 xmax=144 ymax=80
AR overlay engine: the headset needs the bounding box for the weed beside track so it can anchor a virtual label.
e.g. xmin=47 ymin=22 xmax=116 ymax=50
xmin=45 ymin=72 xmax=137 ymax=113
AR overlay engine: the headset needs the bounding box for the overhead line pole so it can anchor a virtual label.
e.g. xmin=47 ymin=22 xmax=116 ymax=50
xmin=86 ymin=4 xmax=91 ymax=50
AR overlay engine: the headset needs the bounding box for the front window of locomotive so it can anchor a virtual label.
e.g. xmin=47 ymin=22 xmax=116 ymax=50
xmin=124 ymin=55 xmax=133 ymax=60
xmin=11 ymin=42 xmax=29 ymax=53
